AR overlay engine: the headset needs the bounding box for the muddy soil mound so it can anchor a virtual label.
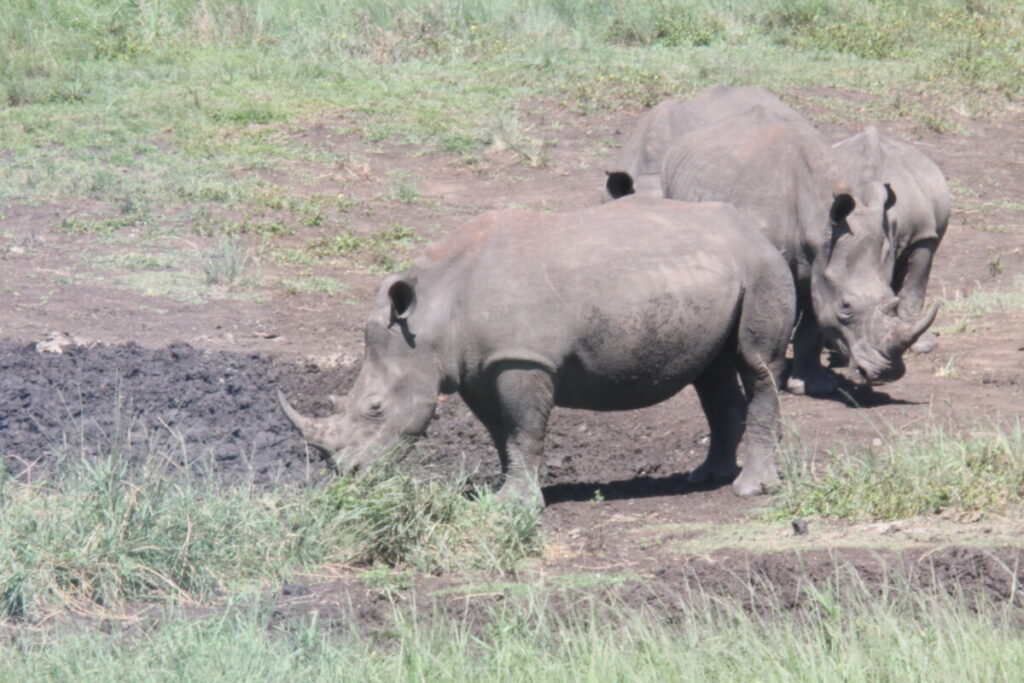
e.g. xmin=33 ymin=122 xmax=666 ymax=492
xmin=0 ymin=340 xmax=349 ymax=486
xmin=0 ymin=340 xmax=710 ymax=492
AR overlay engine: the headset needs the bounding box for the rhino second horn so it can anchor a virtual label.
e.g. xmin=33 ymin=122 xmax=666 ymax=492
xmin=278 ymin=390 xmax=329 ymax=445
xmin=880 ymin=296 xmax=900 ymax=317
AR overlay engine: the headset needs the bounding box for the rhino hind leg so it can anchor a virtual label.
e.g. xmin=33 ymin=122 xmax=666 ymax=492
xmin=688 ymin=353 xmax=744 ymax=487
xmin=471 ymin=362 xmax=554 ymax=508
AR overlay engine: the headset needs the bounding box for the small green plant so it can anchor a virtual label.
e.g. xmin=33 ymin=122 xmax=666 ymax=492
xmin=934 ymin=355 xmax=958 ymax=378
xmin=387 ymin=172 xmax=420 ymax=203
xmin=200 ymin=238 xmax=251 ymax=287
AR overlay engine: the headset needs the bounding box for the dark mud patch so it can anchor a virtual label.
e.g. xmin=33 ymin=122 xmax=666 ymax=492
xmin=0 ymin=339 xmax=714 ymax=494
xmin=0 ymin=340 xmax=349 ymax=486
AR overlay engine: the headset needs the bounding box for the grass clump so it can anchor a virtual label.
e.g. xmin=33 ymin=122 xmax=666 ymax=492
xmin=310 ymin=223 xmax=419 ymax=273
xmin=321 ymin=455 xmax=541 ymax=574
xmin=0 ymin=442 xmax=341 ymax=621
xmin=771 ymin=422 xmax=1024 ymax=520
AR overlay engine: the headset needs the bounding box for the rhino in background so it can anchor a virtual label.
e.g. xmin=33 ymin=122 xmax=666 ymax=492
xmin=643 ymin=105 xmax=938 ymax=394
xmin=604 ymin=84 xmax=809 ymax=201
xmin=832 ymin=126 xmax=950 ymax=354
xmin=280 ymin=197 xmax=796 ymax=505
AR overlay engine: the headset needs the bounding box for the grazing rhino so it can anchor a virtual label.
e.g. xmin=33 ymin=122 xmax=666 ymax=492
xmin=280 ymin=197 xmax=796 ymax=505
xmin=832 ymin=126 xmax=950 ymax=354
xmin=604 ymin=84 xmax=808 ymax=201
xmin=621 ymin=106 xmax=938 ymax=394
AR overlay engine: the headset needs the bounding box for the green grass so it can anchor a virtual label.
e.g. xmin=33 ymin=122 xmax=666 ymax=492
xmin=2 ymin=575 xmax=1023 ymax=680
xmin=0 ymin=411 xmax=540 ymax=622
xmin=771 ymin=421 xmax=1024 ymax=521
xmin=937 ymin=277 xmax=1024 ymax=334
xmin=321 ymin=455 xmax=541 ymax=574
xmin=2 ymin=0 xmax=1022 ymax=241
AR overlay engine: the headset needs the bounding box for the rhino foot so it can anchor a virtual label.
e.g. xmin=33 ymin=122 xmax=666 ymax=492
xmin=787 ymin=367 xmax=838 ymax=395
xmin=688 ymin=461 xmax=740 ymax=486
xmin=495 ymin=476 xmax=545 ymax=509
xmin=732 ymin=466 xmax=781 ymax=497
xmin=911 ymin=331 xmax=939 ymax=354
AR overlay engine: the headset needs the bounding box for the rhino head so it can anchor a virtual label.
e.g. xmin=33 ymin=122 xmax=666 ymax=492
xmin=279 ymin=275 xmax=445 ymax=472
xmin=811 ymin=184 xmax=938 ymax=384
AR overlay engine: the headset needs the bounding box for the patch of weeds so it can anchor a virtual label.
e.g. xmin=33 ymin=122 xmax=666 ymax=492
xmin=360 ymin=567 xmax=412 ymax=595
xmin=279 ymin=276 xmax=349 ymax=297
xmin=310 ymin=223 xmax=419 ymax=274
xmin=771 ymin=421 xmax=1024 ymax=521
xmin=200 ymin=238 xmax=252 ymax=287
xmin=485 ymin=114 xmax=551 ymax=168
xmin=387 ymin=171 xmax=420 ymax=203
xmin=95 ymin=252 xmax=178 ymax=272
xmin=319 ymin=454 xmax=541 ymax=574
xmin=268 ymin=247 xmax=317 ymax=266
xmin=941 ymin=277 xmax=1024 ymax=322
xmin=58 ymin=211 xmax=149 ymax=236
xmin=934 ymin=355 xmax=958 ymax=379
xmin=226 ymin=218 xmax=293 ymax=237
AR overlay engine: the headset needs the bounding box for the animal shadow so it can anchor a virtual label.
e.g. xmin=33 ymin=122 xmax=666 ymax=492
xmin=543 ymin=471 xmax=726 ymax=505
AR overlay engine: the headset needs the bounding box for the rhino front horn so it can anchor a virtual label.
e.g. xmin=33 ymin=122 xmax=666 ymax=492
xmin=895 ymin=302 xmax=939 ymax=348
xmin=278 ymin=390 xmax=328 ymax=445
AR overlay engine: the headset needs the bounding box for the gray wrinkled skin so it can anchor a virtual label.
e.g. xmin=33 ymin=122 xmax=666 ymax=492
xmin=832 ymin=127 xmax=950 ymax=354
xmin=603 ymin=84 xmax=808 ymax=201
xmin=281 ymin=197 xmax=796 ymax=506
xmin=655 ymin=106 xmax=937 ymax=394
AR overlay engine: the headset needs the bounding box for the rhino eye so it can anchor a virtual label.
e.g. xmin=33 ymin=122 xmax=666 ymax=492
xmin=838 ymin=300 xmax=854 ymax=321
xmin=366 ymin=400 xmax=384 ymax=418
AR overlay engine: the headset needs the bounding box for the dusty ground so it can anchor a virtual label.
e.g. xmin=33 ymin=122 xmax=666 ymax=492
xmin=1 ymin=88 xmax=1023 ymax=621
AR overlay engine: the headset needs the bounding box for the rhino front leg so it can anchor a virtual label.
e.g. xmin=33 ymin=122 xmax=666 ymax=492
xmin=787 ymin=310 xmax=838 ymax=395
xmin=482 ymin=362 xmax=554 ymax=508
xmin=733 ymin=358 xmax=783 ymax=496
xmin=894 ymin=240 xmax=940 ymax=354
xmin=689 ymin=353 xmax=743 ymax=486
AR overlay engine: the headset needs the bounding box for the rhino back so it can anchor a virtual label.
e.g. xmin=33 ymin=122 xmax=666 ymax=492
xmin=428 ymin=198 xmax=778 ymax=409
xmin=833 ymin=130 xmax=950 ymax=251
xmin=610 ymin=85 xmax=809 ymax=199
xmin=660 ymin=107 xmax=836 ymax=286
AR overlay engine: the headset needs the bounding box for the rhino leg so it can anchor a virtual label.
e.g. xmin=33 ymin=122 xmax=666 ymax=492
xmin=894 ymin=240 xmax=940 ymax=354
xmin=689 ymin=354 xmax=744 ymax=486
xmin=472 ymin=362 xmax=553 ymax=508
xmin=787 ymin=311 xmax=838 ymax=395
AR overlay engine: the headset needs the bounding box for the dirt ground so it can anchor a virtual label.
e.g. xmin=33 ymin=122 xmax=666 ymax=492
xmin=2 ymin=88 xmax=1023 ymax=621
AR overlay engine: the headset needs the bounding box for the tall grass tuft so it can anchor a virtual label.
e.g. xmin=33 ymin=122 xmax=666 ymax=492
xmin=772 ymin=421 xmax=1024 ymax=520
xmin=321 ymin=453 xmax=542 ymax=573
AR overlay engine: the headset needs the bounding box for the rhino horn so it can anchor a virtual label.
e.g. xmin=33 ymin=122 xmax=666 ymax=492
xmin=880 ymin=296 xmax=900 ymax=317
xmin=892 ymin=302 xmax=939 ymax=349
xmin=278 ymin=390 xmax=332 ymax=446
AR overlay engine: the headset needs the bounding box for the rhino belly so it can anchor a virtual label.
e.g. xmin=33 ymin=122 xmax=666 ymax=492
xmin=553 ymin=309 xmax=735 ymax=412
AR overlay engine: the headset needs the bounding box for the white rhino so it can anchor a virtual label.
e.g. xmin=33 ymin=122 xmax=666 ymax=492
xmin=625 ymin=105 xmax=939 ymax=394
xmin=281 ymin=197 xmax=796 ymax=505
xmin=832 ymin=126 xmax=950 ymax=353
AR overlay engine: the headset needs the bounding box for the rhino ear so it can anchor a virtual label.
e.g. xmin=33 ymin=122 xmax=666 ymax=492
xmin=605 ymin=171 xmax=635 ymax=199
xmin=388 ymin=278 xmax=417 ymax=321
xmin=883 ymin=183 xmax=897 ymax=210
xmin=829 ymin=193 xmax=856 ymax=224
